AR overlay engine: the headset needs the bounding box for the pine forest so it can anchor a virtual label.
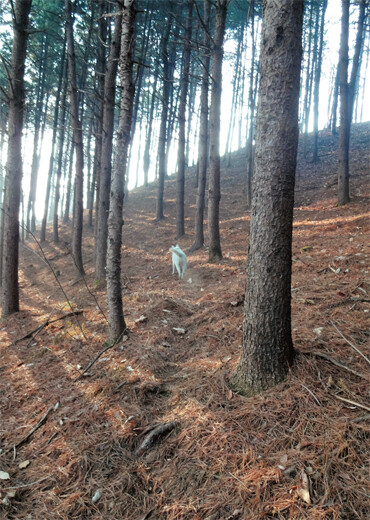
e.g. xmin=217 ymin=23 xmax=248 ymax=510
xmin=0 ymin=1 xmax=369 ymax=518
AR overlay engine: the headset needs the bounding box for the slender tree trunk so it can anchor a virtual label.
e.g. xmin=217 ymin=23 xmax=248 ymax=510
xmin=348 ymin=0 xmax=367 ymax=124
xmin=208 ymin=0 xmax=227 ymax=263
xmin=230 ymin=0 xmax=304 ymax=396
xmin=27 ymin=35 xmax=48 ymax=236
xmin=246 ymin=1 xmax=257 ymax=207
xmin=65 ymin=0 xmax=85 ymax=276
xmin=143 ymin=70 xmax=158 ymax=187
xmin=1 ymin=0 xmax=32 ymax=317
xmin=303 ymin=1 xmax=317 ymax=159
xmin=40 ymin=39 xmax=66 ymax=242
xmin=338 ymin=0 xmax=350 ymax=206
xmin=312 ymin=0 xmax=328 ymax=163
xmin=90 ymin=0 xmax=108 ymax=232
xmin=53 ymin=65 xmax=68 ymax=242
xmin=190 ymin=0 xmax=210 ymax=252
xmin=330 ymin=64 xmax=339 ymax=135
xmin=156 ymin=5 xmax=173 ymax=220
xmin=63 ymin=137 xmax=74 ymax=223
xmin=176 ymin=0 xmax=193 ymax=239
xmin=95 ymin=8 xmax=122 ymax=282
xmin=107 ymin=0 xmax=136 ymax=342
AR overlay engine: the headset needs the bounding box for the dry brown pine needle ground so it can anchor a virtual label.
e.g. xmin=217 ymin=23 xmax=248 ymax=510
xmin=0 ymin=124 xmax=369 ymax=519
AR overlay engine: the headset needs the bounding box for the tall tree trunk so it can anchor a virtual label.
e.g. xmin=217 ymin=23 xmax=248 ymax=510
xmin=330 ymin=64 xmax=339 ymax=135
xmin=40 ymin=39 xmax=66 ymax=242
xmin=348 ymin=0 xmax=367 ymax=124
xmin=90 ymin=0 xmax=108 ymax=232
xmin=230 ymin=0 xmax=304 ymax=396
xmin=27 ymin=34 xmax=49 ymax=236
xmin=312 ymin=0 xmax=328 ymax=163
xmin=302 ymin=1 xmax=317 ymax=159
xmin=176 ymin=0 xmax=193 ymax=239
xmin=143 ymin=69 xmax=158 ymax=187
xmin=53 ymin=63 xmax=68 ymax=242
xmin=65 ymin=0 xmax=85 ymax=276
xmin=155 ymin=5 xmax=173 ymax=221
xmin=95 ymin=8 xmax=122 ymax=282
xmin=190 ymin=0 xmax=211 ymax=252
xmin=337 ymin=0 xmax=350 ymax=206
xmin=246 ymin=0 xmax=257 ymax=207
xmin=207 ymin=0 xmax=227 ymax=263
xmin=63 ymin=136 xmax=74 ymax=223
xmin=107 ymin=0 xmax=136 ymax=342
xmin=1 ymin=0 xmax=32 ymax=317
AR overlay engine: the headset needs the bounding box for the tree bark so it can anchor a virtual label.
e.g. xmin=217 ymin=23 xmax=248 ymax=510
xmin=65 ymin=0 xmax=85 ymax=276
xmin=207 ymin=0 xmax=227 ymax=263
xmin=107 ymin=0 xmax=136 ymax=342
xmin=230 ymin=0 xmax=304 ymax=396
xmin=337 ymin=0 xmax=350 ymax=206
xmin=1 ymin=0 xmax=32 ymax=317
xmin=95 ymin=8 xmax=122 ymax=282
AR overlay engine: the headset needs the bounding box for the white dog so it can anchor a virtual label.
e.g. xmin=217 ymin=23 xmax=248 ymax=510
xmin=170 ymin=244 xmax=187 ymax=279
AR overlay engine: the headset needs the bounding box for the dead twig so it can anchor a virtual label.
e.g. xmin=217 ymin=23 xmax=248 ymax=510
xmin=301 ymin=350 xmax=368 ymax=380
xmin=9 ymin=403 xmax=58 ymax=452
xmin=1 ymin=475 xmax=53 ymax=490
xmin=11 ymin=311 xmax=84 ymax=346
xmin=334 ymin=395 xmax=370 ymax=413
xmin=76 ymin=331 xmax=127 ymax=380
xmin=135 ymin=421 xmax=178 ymax=456
xmin=330 ymin=321 xmax=370 ymax=365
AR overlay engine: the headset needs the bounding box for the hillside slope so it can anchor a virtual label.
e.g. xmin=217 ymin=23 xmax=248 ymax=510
xmin=0 ymin=123 xmax=369 ymax=519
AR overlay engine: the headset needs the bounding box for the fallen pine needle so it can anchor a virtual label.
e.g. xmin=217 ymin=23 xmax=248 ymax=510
xmin=334 ymin=395 xmax=370 ymax=413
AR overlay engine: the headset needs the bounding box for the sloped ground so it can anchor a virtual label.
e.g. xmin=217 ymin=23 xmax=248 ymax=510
xmin=0 ymin=123 xmax=369 ymax=519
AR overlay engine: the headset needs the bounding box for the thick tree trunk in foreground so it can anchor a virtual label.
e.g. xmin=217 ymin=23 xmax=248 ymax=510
xmin=65 ymin=0 xmax=85 ymax=277
xmin=207 ymin=0 xmax=227 ymax=263
xmin=1 ymin=0 xmax=32 ymax=317
xmin=230 ymin=0 xmax=304 ymax=396
xmin=338 ymin=0 xmax=350 ymax=206
xmin=95 ymin=8 xmax=122 ymax=282
xmin=107 ymin=0 xmax=135 ymax=342
xmin=190 ymin=0 xmax=210 ymax=251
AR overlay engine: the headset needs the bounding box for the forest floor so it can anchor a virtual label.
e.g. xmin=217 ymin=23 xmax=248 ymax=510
xmin=0 ymin=123 xmax=369 ymax=520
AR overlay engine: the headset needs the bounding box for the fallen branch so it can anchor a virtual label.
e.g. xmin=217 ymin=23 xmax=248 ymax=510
xmin=1 ymin=475 xmax=52 ymax=490
xmin=334 ymin=395 xmax=370 ymax=413
xmin=135 ymin=421 xmax=178 ymax=456
xmin=301 ymin=350 xmax=368 ymax=381
xmin=330 ymin=321 xmax=370 ymax=365
xmin=10 ymin=403 xmax=58 ymax=452
xmin=12 ymin=311 xmax=84 ymax=346
xmin=351 ymin=413 xmax=370 ymax=424
xmin=76 ymin=331 xmax=127 ymax=380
